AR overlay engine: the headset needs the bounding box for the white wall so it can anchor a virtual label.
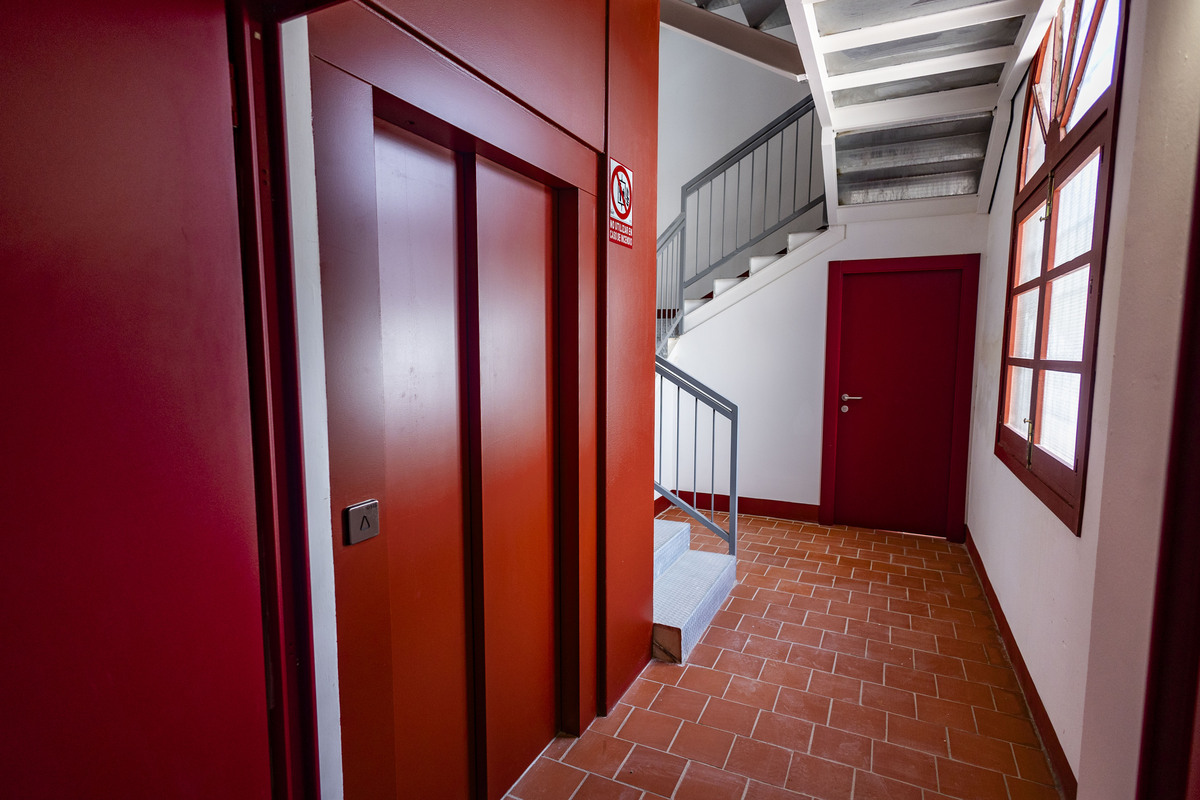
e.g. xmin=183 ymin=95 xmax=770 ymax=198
xmin=281 ymin=18 xmax=344 ymax=799
xmin=966 ymin=0 xmax=1200 ymax=789
xmin=657 ymin=24 xmax=810 ymax=235
xmin=669 ymin=213 xmax=988 ymax=506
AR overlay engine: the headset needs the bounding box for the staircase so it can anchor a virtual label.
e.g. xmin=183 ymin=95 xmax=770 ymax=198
xmin=652 ymin=518 xmax=737 ymax=663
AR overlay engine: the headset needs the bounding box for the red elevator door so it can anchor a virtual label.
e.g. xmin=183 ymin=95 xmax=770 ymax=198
xmin=314 ymin=61 xmax=560 ymax=798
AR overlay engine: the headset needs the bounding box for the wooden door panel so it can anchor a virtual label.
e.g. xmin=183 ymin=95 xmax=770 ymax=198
xmin=834 ymin=269 xmax=962 ymax=535
xmin=822 ymin=256 xmax=978 ymax=540
xmin=476 ymin=156 xmax=559 ymax=799
xmin=375 ymin=120 xmax=472 ymax=798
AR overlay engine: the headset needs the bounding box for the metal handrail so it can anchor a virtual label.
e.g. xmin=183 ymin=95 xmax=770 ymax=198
xmin=654 ymin=355 xmax=738 ymax=556
xmin=656 ymin=213 xmax=685 ymax=355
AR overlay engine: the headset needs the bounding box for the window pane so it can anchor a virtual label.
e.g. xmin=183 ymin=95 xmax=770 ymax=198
xmin=1067 ymin=0 xmax=1118 ymax=131
xmin=1070 ymin=0 xmax=1100 ymax=78
xmin=1023 ymin=111 xmax=1045 ymax=186
xmin=1016 ymin=204 xmax=1046 ymax=285
xmin=1053 ymin=151 xmax=1100 ymax=267
xmin=1037 ymin=370 xmax=1081 ymax=465
xmin=1010 ymin=287 xmax=1040 ymax=358
xmin=1045 ymin=265 xmax=1090 ymax=360
xmin=1005 ymin=366 xmax=1034 ymax=435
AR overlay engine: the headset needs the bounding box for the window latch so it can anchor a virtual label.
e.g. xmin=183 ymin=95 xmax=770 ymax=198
xmin=1024 ymin=417 xmax=1035 ymax=468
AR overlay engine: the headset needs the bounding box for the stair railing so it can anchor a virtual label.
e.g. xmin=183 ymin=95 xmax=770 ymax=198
xmin=656 ymin=213 xmax=685 ymax=354
xmin=654 ymin=97 xmax=824 ymax=355
xmin=654 ymin=356 xmax=737 ymax=556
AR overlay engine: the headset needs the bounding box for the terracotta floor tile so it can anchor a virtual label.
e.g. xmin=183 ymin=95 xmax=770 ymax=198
xmin=828 ymin=700 xmax=887 ymax=739
xmin=775 ymin=687 xmax=832 ymax=725
xmin=713 ymin=649 xmax=766 ymax=679
xmin=616 ymin=708 xmax=682 ymax=751
xmin=852 ymin=770 xmax=924 ymax=800
xmin=614 ymin=745 xmax=686 ymax=798
xmin=676 ymin=665 xmax=732 ymax=696
xmin=808 ymin=671 xmax=862 ymax=703
xmin=698 ymin=696 xmax=760 ymax=737
xmin=648 ymin=684 xmax=708 ymax=722
xmin=503 ymin=513 xmax=1064 ymax=800
xmin=787 ymin=643 xmax=838 ymax=672
xmin=935 ymin=757 xmax=1009 ymax=800
xmin=508 ymin=757 xmax=587 ymax=800
xmin=886 ymin=714 xmax=949 ymax=756
xmin=915 ymin=695 xmax=977 ymax=733
xmin=946 ymin=727 xmax=1016 ymax=774
xmin=786 ymin=752 xmax=856 ymax=800
xmin=725 ymin=675 xmax=782 ymax=710
xmin=726 ymin=735 xmax=794 ymax=785
xmin=872 ymin=740 xmax=939 ymax=790
xmin=810 ymin=724 xmax=872 ymax=769
xmin=974 ymin=707 xmax=1040 ymax=746
xmin=834 ymin=653 xmax=885 ymax=684
xmin=563 ymin=733 xmax=635 ymax=778
xmin=753 ymin=710 xmax=815 ymax=751
xmin=744 ymin=634 xmax=792 ymax=661
xmin=673 ymin=761 xmax=748 ymax=800
xmin=861 ymin=682 xmax=916 ymax=717
xmin=1006 ymin=774 xmax=1064 ymax=800
xmin=669 ymin=720 xmax=735 ymax=767
xmin=1013 ymin=744 xmax=1056 ymax=785
xmin=571 ymin=773 xmax=644 ymax=800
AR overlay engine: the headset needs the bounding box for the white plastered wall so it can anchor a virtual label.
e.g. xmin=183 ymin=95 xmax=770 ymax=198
xmin=657 ymin=24 xmax=810 ymax=235
xmin=966 ymin=0 xmax=1200 ymax=789
xmin=668 ymin=213 xmax=989 ymax=506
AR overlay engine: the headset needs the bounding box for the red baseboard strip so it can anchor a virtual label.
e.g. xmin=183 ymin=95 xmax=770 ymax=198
xmin=965 ymin=527 xmax=1078 ymax=799
xmin=653 ymin=492 xmax=818 ymax=523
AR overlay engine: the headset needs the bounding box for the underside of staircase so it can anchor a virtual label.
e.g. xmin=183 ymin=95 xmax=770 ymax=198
xmin=651 ymin=518 xmax=737 ymax=663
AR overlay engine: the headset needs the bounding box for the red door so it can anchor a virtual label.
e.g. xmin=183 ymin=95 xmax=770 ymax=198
xmin=820 ymin=255 xmax=978 ymax=540
xmin=477 ymin=157 xmax=559 ymax=799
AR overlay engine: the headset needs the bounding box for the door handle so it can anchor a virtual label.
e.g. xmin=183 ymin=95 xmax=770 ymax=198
xmin=841 ymin=394 xmax=863 ymax=401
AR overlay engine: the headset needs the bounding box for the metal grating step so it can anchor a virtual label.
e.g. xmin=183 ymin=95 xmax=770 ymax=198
xmin=652 ymin=549 xmax=737 ymax=663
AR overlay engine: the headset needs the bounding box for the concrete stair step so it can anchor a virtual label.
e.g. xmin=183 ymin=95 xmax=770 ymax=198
xmin=652 ymin=549 xmax=737 ymax=664
xmin=749 ymin=255 xmax=780 ymax=275
xmin=788 ymin=231 xmax=820 ymax=252
xmin=712 ymin=277 xmax=743 ymax=297
xmin=653 ymin=518 xmax=691 ymax=580
xmin=683 ymin=297 xmax=710 ymax=314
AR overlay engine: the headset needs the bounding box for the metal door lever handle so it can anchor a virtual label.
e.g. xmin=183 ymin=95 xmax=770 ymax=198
xmin=841 ymin=394 xmax=863 ymax=401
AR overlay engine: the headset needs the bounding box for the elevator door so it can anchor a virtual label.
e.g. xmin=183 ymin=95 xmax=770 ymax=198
xmin=312 ymin=59 xmax=560 ymax=798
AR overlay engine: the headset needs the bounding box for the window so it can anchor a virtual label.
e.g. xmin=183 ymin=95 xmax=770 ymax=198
xmin=996 ymin=0 xmax=1126 ymax=533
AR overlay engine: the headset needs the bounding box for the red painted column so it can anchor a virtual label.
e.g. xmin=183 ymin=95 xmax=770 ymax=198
xmin=602 ymin=0 xmax=660 ymax=710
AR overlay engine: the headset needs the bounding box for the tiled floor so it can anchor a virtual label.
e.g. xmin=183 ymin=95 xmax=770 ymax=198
xmin=505 ymin=510 xmax=1063 ymax=800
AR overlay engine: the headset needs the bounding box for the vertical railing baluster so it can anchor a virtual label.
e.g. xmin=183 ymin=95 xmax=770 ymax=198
xmin=692 ymin=395 xmax=698 ymax=513
xmin=711 ymin=408 xmax=716 ymax=522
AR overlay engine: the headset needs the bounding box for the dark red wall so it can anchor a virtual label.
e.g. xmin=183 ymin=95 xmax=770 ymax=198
xmin=0 ymin=1 xmax=271 ymax=797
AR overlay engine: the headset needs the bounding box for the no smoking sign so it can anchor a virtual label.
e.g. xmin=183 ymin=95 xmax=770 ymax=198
xmin=608 ymin=158 xmax=633 ymax=248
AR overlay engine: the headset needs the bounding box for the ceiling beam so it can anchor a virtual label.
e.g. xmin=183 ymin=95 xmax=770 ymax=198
xmin=661 ymin=0 xmax=806 ymax=79
xmin=824 ymin=46 xmax=1016 ymax=91
xmin=818 ymin=0 xmax=1035 ymax=53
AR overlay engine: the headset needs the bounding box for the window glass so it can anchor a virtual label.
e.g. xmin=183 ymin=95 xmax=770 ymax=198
xmin=1067 ymin=0 xmax=1118 ymax=130
xmin=1005 ymin=366 xmax=1034 ymax=435
xmin=1024 ymin=112 xmax=1045 ymax=184
xmin=1037 ymin=370 xmax=1081 ymax=465
xmin=1017 ymin=205 xmax=1046 ymax=285
xmin=1011 ymin=288 xmax=1040 ymax=358
xmin=1053 ymin=151 xmax=1100 ymax=267
xmin=1045 ymin=266 xmax=1089 ymax=360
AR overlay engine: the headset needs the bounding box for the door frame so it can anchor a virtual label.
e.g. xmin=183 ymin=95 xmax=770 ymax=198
xmin=229 ymin=1 xmax=604 ymax=797
xmin=305 ymin=4 xmax=602 ymax=798
xmin=819 ymin=254 xmax=979 ymax=542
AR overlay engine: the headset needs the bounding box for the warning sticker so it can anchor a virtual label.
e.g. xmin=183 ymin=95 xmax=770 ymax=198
xmin=608 ymin=158 xmax=633 ymax=249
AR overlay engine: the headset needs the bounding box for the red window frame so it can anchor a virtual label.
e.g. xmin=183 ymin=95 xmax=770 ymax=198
xmin=995 ymin=0 xmax=1128 ymax=533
